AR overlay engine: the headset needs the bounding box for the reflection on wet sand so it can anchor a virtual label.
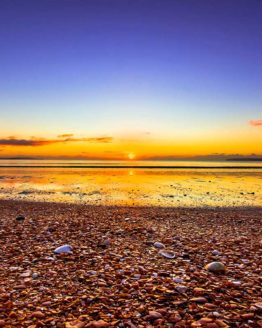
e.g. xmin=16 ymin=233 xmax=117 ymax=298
xmin=0 ymin=167 xmax=261 ymax=206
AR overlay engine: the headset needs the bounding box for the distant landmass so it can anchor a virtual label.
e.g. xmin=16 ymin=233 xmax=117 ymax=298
xmin=227 ymin=158 xmax=262 ymax=161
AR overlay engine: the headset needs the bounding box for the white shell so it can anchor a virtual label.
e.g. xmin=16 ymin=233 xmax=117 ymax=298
xmin=153 ymin=242 xmax=165 ymax=249
xmin=54 ymin=244 xmax=73 ymax=254
xmin=159 ymin=250 xmax=175 ymax=259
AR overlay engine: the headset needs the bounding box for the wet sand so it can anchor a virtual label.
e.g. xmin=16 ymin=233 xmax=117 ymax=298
xmin=0 ymin=200 xmax=261 ymax=327
xmin=0 ymin=167 xmax=261 ymax=207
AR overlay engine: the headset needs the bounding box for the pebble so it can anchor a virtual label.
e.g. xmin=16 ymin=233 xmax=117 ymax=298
xmin=254 ymin=303 xmax=262 ymax=312
xmin=205 ymin=261 xmax=226 ymax=273
xmin=86 ymin=320 xmax=109 ymax=327
xmin=175 ymin=285 xmax=188 ymax=293
xmin=16 ymin=215 xmax=25 ymax=221
xmin=66 ymin=321 xmax=86 ymax=328
xmin=32 ymin=272 xmax=39 ymax=279
xmin=145 ymin=310 xmax=163 ymax=321
xmin=31 ymin=311 xmax=45 ymax=319
xmin=173 ymin=277 xmax=183 ymax=283
xmin=190 ymin=297 xmax=208 ymax=303
xmin=98 ymin=239 xmax=110 ymax=248
xmin=20 ymin=270 xmax=32 ymax=278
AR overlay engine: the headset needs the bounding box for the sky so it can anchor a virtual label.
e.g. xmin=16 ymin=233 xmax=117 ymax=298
xmin=0 ymin=0 xmax=261 ymax=160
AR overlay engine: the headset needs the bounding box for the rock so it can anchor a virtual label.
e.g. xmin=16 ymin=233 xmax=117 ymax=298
xmin=87 ymin=270 xmax=97 ymax=276
xmin=54 ymin=244 xmax=73 ymax=254
xmin=145 ymin=311 xmax=163 ymax=321
xmin=31 ymin=311 xmax=45 ymax=319
xmin=153 ymin=242 xmax=165 ymax=249
xmin=190 ymin=297 xmax=208 ymax=303
xmin=175 ymin=285 xmax=188 ymax=293
xmin=193 ymin=287 xmax=206 ymax=295
xmin=159 ymin=250 xmax=175 ymax=259
xmin=212 ymin=250 xmax=221 ymax=256
xmin=168 ymin=313 xmax=182 ymax=323
xmin=20 ymin=270 xmax=32 ymax=278
xmin=205 ymin=261 xmax=226 ymax=273
xmin=173 ymin=277 xmax=183 ymax=283
xmin=86 ymin=320 xmax=109 ymax=327
xmin=32 ymin=272 xmax=39 ymax=279
xmin=9 ymin=266 xmax=20 ymax=272
xmin=254 ymin=303 xmax=262 ymax=313
xmin=66 ymin=321 xmax=86 ymax=328
xmin=16 ymin=215 xmax=25 ymax=221
xmin=98 ymin=239 xmax=110 ymax=248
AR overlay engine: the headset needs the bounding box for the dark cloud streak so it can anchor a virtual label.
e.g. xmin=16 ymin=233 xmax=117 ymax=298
xmin=0 ymin=136 xmax=113 ymax=147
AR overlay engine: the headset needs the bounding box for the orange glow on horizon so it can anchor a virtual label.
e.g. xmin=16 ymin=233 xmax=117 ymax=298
xmin=0 ymin=127 xmax=261 ymax=160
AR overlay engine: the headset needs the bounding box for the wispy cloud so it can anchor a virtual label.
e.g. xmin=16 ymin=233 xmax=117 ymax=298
xmin=0 ymin=136 xmax=113 ymax=147
xmin=57 ymin=133 xmax=74 ymax=138
xmin=249 ymin=120 xmax=262 ymax=126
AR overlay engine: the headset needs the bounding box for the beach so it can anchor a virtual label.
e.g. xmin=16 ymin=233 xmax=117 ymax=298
xmin=0 ymin=200 xmax=261 ymax=327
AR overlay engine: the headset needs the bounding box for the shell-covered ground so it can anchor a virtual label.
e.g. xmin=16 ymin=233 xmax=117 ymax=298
xmin=0 ymin=200 xmax=261 ymax=327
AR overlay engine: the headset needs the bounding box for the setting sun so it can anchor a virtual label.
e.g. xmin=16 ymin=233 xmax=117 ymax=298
xmin=128 ymin=153 xmax=136 ymax=160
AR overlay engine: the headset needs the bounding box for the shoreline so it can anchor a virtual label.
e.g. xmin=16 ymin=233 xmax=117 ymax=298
xmin=1 ymin=198 xmax=262 ymax=211
xmin=1 ymin=165 xmax=262 ymax=169
xmin=0 ymin=200 xmax=261 ymax=327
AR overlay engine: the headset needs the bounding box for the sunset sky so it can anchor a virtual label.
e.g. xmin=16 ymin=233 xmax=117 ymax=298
xmin=0 ymin=0 xmax=261 ymax=160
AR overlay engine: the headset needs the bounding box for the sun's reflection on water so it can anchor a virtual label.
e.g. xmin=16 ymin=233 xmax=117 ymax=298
xmin=0 ymin=166 xmax=261 ymax=207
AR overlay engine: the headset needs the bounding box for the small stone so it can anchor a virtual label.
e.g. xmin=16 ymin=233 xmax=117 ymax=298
xmin=145 ymin=311 xmax=163 ymax=321
xmin=66 ymin=321 xmax=86 ymax=328
xmin=32 ymin=272 xmax=39 ymax=279
xmin=254 ymin=303 xmax=262 ymax=312
xmin=175 ymin=285 xmax=188 ymax=293
xmin=153 ymin=242 xmax=165 ymax=249
xmin=31 ymin=311 xmax=45 ymax=319
xmin=133 ymin=273 xmax=141 ymax=279
xmin=190 ymin=297 xmax=208 ymax=303
xmin=168 ymin=313 xmax=182 ymax=323
xmin=241 ymin=313 xmax=254 ymax=319
xmin=98 ymin=239 xmax=110 ymax=248
xmin=215 ymin=319 xmax=229 ymax=327
xmin=205 ymin=261 xmax=226 ymax=273
xmin=54 ymin=244 xmax=73 ymax=254
xmin=173 ymin=277 xmax=183 ymax=283
xmin=193 ymin=287 xmax=206 ymax=295
xmin=9 ymin=266 xmax=20 ymax=272
xmin=87 ymin=270 xmax=97 ymax=276
xmin=16 ymin=215 xmax=25 ymax=221
xmin=231 ymin=280 xmax=241 ymax=286
xmin=20 ymin=270 xmax=32 ymax=278
xmin=212 ymin=250 xmax=221 ymax=256
xmin=86 ymin=320 xmax=109 ymax=327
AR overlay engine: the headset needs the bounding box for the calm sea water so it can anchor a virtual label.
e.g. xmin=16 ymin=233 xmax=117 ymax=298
xmin=0 ymin=160 xmax=261 ymax=207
